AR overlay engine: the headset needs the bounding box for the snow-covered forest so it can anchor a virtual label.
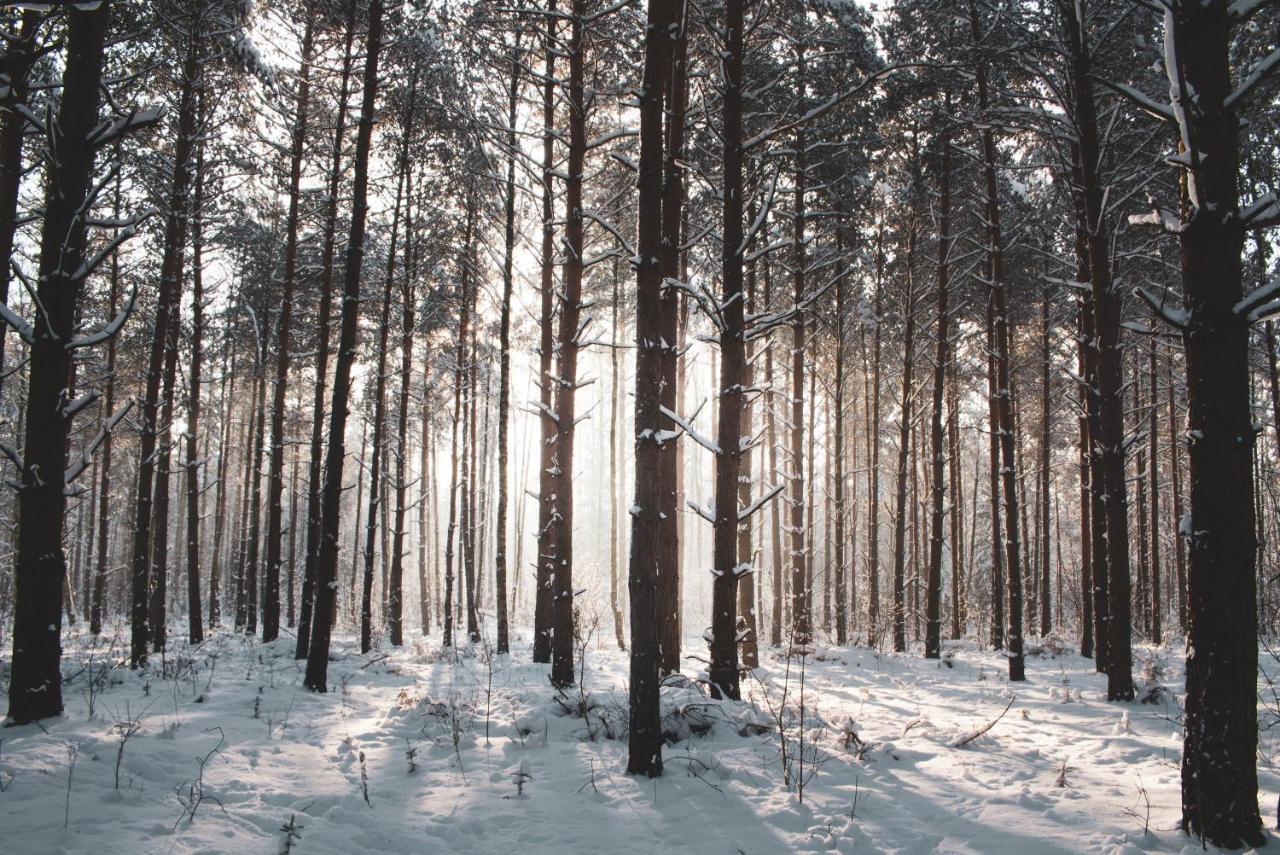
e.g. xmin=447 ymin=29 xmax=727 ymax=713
xmin=1 ymin=0 xmax=1279 ymax=851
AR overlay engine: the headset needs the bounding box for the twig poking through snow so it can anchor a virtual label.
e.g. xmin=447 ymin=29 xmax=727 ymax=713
xmin=951 ymin=695 xmax=1016 ymax=748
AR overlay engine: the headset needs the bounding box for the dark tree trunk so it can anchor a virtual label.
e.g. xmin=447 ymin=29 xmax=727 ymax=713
xmin=550 ymin=0 xmax=586 ymax=688
xmin=892 ymin=211 xmax=917 ymax=655
xmin=1148 ymin=335 xmax=1161 ymax=644
xmin=91 ymin=159 xmax=124 ymax=638
xmin=970 ymin=0 xmax=1023 ymax=681
xmin=868 ymin=225 xmax=884 ymax=646
xmin=708 ymin=0 xmax=746 ymax=700
xmin=296 ymin=4 xmax=356 ymax=660
xmin=925 ymin=117 xmax=952 ymax=660
xmin=0 ymin=9 xmax=39 ymax=403
xmin=389 ymin=165 xmax=417 ymax=649
xmin=361 ymin=154 xmax=407 ymax=654
xmin=1039 ymin=286 xmax=1052 ymax=637
xmin=1167 ymin=2 xmax=1263 ymax=845
xmin=244 ymin=318 xmax=272 ymax=635
xmin=263 ymin=16 xmax=315 ymax=643
xmin=131 ymin=26 xmax=201 ymax=667
xmin=1059 ymin=1 xmax=1132 ymax=697
xmin=6 ymin=2 xmax=108 ymax=724
xmin=148 ymin=218 xmax=184 ymax=652
xmin=185 ymin=94 xmax=207 ymax=645
xmin=532 ymin=0 xmax=558 ymax=664
xmin=304 ymin=0 xmax=383 ymax=693
xmin=789 ymin=52 xmax=809 ymax=647
xmin=628 ymin=0 xmax=675 ymax=777
xmin=657 ymin=4 xmax=689 ymax=676
xmin=443 ymin=206 xmax=475 ymax=648
xmin=493 ymin=48 xmax=519 ymax=655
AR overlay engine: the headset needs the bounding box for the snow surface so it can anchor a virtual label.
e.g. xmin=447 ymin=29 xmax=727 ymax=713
xmin=2 ymin=624 xmax=1277 ymax=854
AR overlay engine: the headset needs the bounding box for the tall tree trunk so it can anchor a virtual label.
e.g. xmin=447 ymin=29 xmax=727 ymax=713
xmin=244 ymin=318 xmax=272 ymax=635
xmin=1166 ymin=2 xmax=1262 ymax=844
xmin=533 ymin=0 xmax=558 ymax=664
xmin=361 ymin=152 xmax=408 ymax=654
xmin=738 ymin=239 xmax=759 ymax=668
xmin=867 ymin=224 xmax=884 ymax=645
xmin=185 ymin=92 xmax=207 ymax=645
xmin=443 ymin=206 xmax=475 ymax=648
xmin=389 ymin=170 xmax=417 ymax=649
xmin=789 ymin=50 xmax=810 ymax=646
xmin=629 ymin=0 xmax=675 ymax=777
xmin=1039 ymin=285 xmax=1052 ymax=636
xmin=91 ymin=156 xmax=124 ymax=638
xmin=709 ymin=0 xmax=746 ymax=699
xmin=550 ymin=0 xmax=586 ymax=687
xmin=0 ymin=9 xmax=39 ymax=403
xmin=610 ymin=259 xmax=626 ymax=651
xmin=130 ymin=25 xmax=200 ymax=667
xmin=418 ymin=376 xmax=432 ymax=636
xmin=892 ymin=210 xmax=917 ymax=655
xmin=148 ymin=218 xmax=185 ymax=652
xmin=925 ymin=117 xmax=952 ymax=660
xmin=6 ymin=2 xmax=108 ymax=724
xmin=264 ymin=16 xmax=315 ymax=643
xmin=296 ymin=3 xmax=356 ymax=660
xmin=493 ymin=47 xmax=520 ymax=655
xmin=1060 ymin=0 xmax=1131 ymax=697
xmin=970 ymin=0 xmax=1023 ymax=681
xmin=304 ymin=0 xmax=383 ymax=693
xmin=766 ymin=262 xmax=784 ymax=647
xmin=1148 ymin=335 xmax=1161 ymax=644
xmin=657 ymin=2 xmax=689 ymax=676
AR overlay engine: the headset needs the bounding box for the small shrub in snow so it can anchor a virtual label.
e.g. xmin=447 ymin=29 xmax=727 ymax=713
xmin=278 ymin=814 xmax=303 ymax=854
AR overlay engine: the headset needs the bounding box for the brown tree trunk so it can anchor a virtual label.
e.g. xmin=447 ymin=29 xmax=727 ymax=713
xmin=789 ymin=52 xmax=809 ymax=646
xmin=892 ymin=208 xmax=917 ymax=655
xmin=296 ymin=3 xmax=356 ymax=660
xmin=550 ymin=0 xmax=586 ymax=687
xmin=6 ymin=2 xmax=108 ymax=724
xmin=263 ymin=16 xmax=315 ymax=643
xmin=494 ymin=47 xmax=520 ymax=655
xmin=925 ymin=118 xmax=951 ymax=659
xmin=130 ymin=26 xmax=200 ymax=666
xmin=1168 ymin=2 xmax=1262 ymax=844
xmin=971 ymin=0 xmax=1022 ymax=680
xmin=304 ymin=0 xmax=383 ymax=692
xmin=1060 ymin=1 xmax=1132 ymax=697
xmin=709 ymin=0 xmax=746 ymax=699
xmin=362 ymin=154 xmax=408 ymax=653
xmin=629 ymin=0 xmax=675 ymax=777
xmin=532 ymin=0 xmax=558 ymax=664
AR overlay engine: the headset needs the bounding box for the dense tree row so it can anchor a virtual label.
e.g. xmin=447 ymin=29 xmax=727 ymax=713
xmin=1 ymin=0 xmax=1277 ymax=847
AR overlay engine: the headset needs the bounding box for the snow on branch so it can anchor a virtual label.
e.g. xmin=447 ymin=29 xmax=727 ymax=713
xmin=87 ymin=104 xmax=166 ymax=148
xmin=658 ymin=399 xmax=717 ymax=454
xmin=738 ymin=482 xmax=785 ymax=523
xmin=66 ymin=399 xmax=135 ymax=488
xmin=0 ymin=298 xmax=34 ymax=345
xmin=68 ymin=277 xmax=137 ymax=350
xmin=1134 ymin=286 xmax=1188 ymax=330
xmin=686 ymin=498 xmax=716 ymax=525
xmin=1241 ymin=191 xmax=1280 ymax=230
xmin=1237 ymin=276 xmax=1280 ymax=323
xmin=586 ymin=126 xmax=638 ymax=150
xmin=1094 ymin=77 xmax=1175 ymax=124
xmin=1226 ymin=46 xmax=1280 ymax=110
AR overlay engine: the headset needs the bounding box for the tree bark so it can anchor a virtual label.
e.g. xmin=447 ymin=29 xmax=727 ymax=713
xmin=263 ymin=15 xmax=315 ymax=643
xmin=6 ymin=2 xmax=108 ymax=724
xmin=304 ymin=0 xmax=383 ymax=692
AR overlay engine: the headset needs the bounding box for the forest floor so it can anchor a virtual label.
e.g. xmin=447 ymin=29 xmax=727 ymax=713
xmin=1 ymin=621 xmax=1277 ymax=854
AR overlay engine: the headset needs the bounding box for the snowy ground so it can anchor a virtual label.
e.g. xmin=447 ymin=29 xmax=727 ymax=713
xmin=2 ymin=622 xmax=1277 ymax=854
